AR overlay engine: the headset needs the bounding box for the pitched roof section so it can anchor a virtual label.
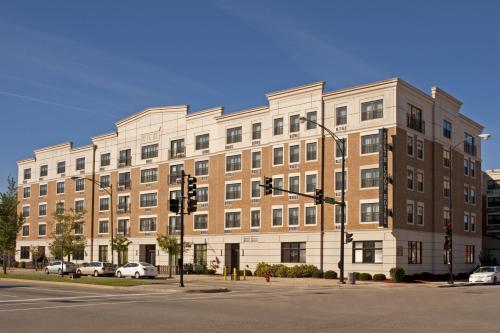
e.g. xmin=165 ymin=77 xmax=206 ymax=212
xmin=115 ymin=105 xmax=189 ymax=127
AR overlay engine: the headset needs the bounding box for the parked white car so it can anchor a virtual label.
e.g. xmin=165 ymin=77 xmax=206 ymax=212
xmin=469 ymin=266 xmax=500 ymax=284
xmin=115 ymin=262 xmax=158 ymax=279
xmin=76 ymin=262 xmax=116 ymax=277
xmin=45 ymin=261 xmax=77 ymax=275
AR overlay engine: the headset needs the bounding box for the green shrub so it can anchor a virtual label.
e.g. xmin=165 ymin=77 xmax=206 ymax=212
xmin=373 ymin=274 xmax=386 ymax=281
xmin=276 ymin=266 xmax=289 ymax=278
xmin=358 ymin=273 xmax=372 ymax=281
xmin=401 ymin=274 xmax=414 ymax=283
xmin=254 ymin=262 xmax=272 ymax=277
xmin=389 ymin=267 xmax=405 ymax=282
xmin=323 ymin=270 xmax=337 ymax=279
xmin=312 ymin=270 xmax=324 ymax=278
xmin=286 ymin=265 xmax=300 ymax=278
xmin=354 ymin=272 xmax=360 ymax=280
xmin=269 ymin=264 xmax=287 ymax=277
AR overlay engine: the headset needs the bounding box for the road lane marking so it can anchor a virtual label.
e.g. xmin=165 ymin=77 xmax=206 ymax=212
xmin=15 ymin=286 xmax=104 ymax=295
xmin=0 ymin=294 xmax=18 ymax=298
xmin=0 ymin=291 xmax=177 ymax=304
xmin=0 ymin=299 xmax=156 ymax=312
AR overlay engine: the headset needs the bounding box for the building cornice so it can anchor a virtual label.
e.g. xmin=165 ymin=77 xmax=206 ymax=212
xmin=91 ymin=131 xmax=117 ymax=142
xmin=186 ymin=106 xmax=223 ymax=119
xmin=431 ymin=86 xmax=463 ymax=108
xmin=216 ymin=105 xmax=268 ymax=121
xmin=266 ymin=81 xmax=324 ymax=100
xmin=33 ymin=142 xmax=73 ymax=154
xmin=115 ymin=105 xmax=189 ymax=127
xmin=323 ymin=77 xmax=399 ymax=100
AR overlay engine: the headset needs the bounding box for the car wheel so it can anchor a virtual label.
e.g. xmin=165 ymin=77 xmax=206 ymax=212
xmin=58 ymin=268 xmax=62 ymax=275
xmin=494 ymin=276 xmax=497 ymax=285
xmin=116 ymin=271 xmax=122 ymax=278
xmin=76 ymin=269 xmax=81 ymax=275
xmin=45 ymin=268 xmax=49 ymax=275
xmin=134 ymin=271 xmax=140 ymax=279
xmin=93 ymin=270 xmax=99 ymax=277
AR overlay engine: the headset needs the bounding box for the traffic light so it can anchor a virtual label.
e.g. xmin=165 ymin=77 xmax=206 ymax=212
xmin=169 ymin=198 xmax=180 ymax=214
xmin=264 ymin=177 xmax=273 ymax=195
xmin=345 ymin=232 xmax=353 ymax=244
xmin=187 ymin=175 xmax=197 ymax=214
xmin=315 ymin=188 xmax=323 ymax=205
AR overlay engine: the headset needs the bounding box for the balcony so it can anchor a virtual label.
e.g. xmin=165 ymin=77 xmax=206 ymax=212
xmin=464 ymin=143 xmax=477 ymax=156
xmin=169 ymin=147 xmax=186 ymax=159
xmin=406 ymin=114 xmax=425 ymax=134
xmin=167 ymin=225 xmax=181 ymax=236
xmin=117 ymin=204 xmax=131 ymax=214
xmin=117 ymin=182 xmax=131 ymax=191
xmin=115 ymin=227 xmax=130 ymax=237
xmin=117 ymin=158 xmax=132 ymax=168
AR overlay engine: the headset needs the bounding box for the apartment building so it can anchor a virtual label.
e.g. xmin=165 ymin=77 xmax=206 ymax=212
xmin=482 ymin=170 xmax=500 ymax=263
xmin=16 ymin=78 xmax=484 ymax=275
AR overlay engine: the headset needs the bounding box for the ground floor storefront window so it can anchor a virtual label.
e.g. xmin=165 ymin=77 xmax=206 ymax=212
xmin=408 ymin=241 xmax=422 ymax=264
xmin=194 ymin=244 xmax=207 ymax=267
xmin=353 ymin=241 xmax=382 ymax=263
xmin=281 ymin=242 xmax=306 ymax=263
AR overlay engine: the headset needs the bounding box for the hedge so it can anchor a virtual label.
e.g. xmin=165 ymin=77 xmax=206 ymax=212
xmin=373 ymin=274 xmax=386 ymax=281
xmin=254 ymin=262 xmax=319 ymax=278
xmin=389 ymin=267 xmax=405 ymax=282
xmin=358 ymin=273 xmax=372 ymax=281
xmin=323 ymin=270 xmax=337 ymax=279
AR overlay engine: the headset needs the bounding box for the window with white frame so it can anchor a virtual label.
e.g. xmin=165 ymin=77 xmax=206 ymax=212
xmin=225 ymin=211 xmax=241 ymax=229
xmin=100 ymin=153 xmax=110 ymax=167
xmin=75 ymin=178 xmax=84 ymax=191
xmin=273 ymin=147 xmax=284 ymax=165
xmin=361 ymin=202 xmax=379 ymax=223
xmin=305 ymin=206 xmax=316 ymax=225
xmin=470 ymin=188 xmax=476 ymax=205
xmin=443 ymin=149 xmax=451 ymax=167
xmin=306 ymin=111 xmax=317 ymax=129
xmin=140 ymin=217 xmax=156 ymax=232
xmin=99 ymin=220 xmax=109 ymax=234
xmin=416 ymin=139 xmax=424 ymax=159
xmin=273 ymin=118 xmax=284 ymax=135
xmin=288 ymin=207 xmax=299 ymax=226
xmin=55 ymin=202 xmax=64 ymax=214
xmin=417 ymin=204 xmax=424 ymax=226
xmin=57 ymin=161 xmax=66 ymax=174
xmin=407 ymin=136 xmax=414 ymax=156
xmin=39 ymin=184 xmax=47 ymax=196
xmin=361 ymin=100 xmax=383 ymax=121
xmin=470 ymin=161 xmax=476 ymax=177
xmin=251 ymin=151 xmax=261 ymax=169
xmin=40 ymin=164 xmax=48 ymax=177
xmin=443 ymin=178 xmax=450 ymax=197
xmin=289 ymin=145 xmax=300 ymax=164
xmin=100 ymin=175 xmax=110 ymax=189
xmin=251 ymin=181 xmax=260 ymax=198
xmin=361 ymin=134 xmax=379 ymax=154
xmin=465 ymin=245 xmax=474 ymax=264
xmin=140 ymin=192 xmax=157 ymax=208
xmin=140 ymin=168 xmax=158 ymax=183
xmin=24 ymin=168 xmax=31 ymax=180
xmin=336 ymin=138 xmax=347 ymax=158
xmin=22 ymin=225 xmax=29 ymax=237
xmin=141 ymin=143 xmax=159 ymax=159
xmin=272 ymin=207 xmax=283 ymax=226
xmin=353 ymin=241 xmax=383 ymax=263
xmin=464 ymin=213 xmax=470 ymax=231
xmin=252 ymin=123 xmax=261 ymax=140
xmin=464 ymin=185 xmax=469 ymax=203
xmin=408 ymin=241 xmax=422 ymax=264
xmin=471 ymin=215 xmax=476 ymax=232
xmin=226 ymin=126 xmax=242 ymax=144
xmin=289 ymin=114 xmax=300 ymax=133
xmin=195 ymin=160 xmax=209 ymax=176
xmin=407 ymin=202 xmax=414 ymax=224
xmin=76 ymin=157 xmax=85 ymax=171
xmin=39 ymin=203 xmax=47 ymax=216
xmin=289 ymin=176 xmax=299 ymax=193
xmin=195 ymin=134 xmax=210 ymax=150
xmin=251 ymin=210 xmax=261 ymax=228
xmin=23 ymin=187 xmax=30 ymax=198
xmin=226 ymin=154 xmax=241 ymax=172
xmin=361 ymin=168 xmax=379 ymax=188
xmin=306 ymin=174 xmax=317 ymax=193
xmin=407 ymin=168 xmax=414 ymax=190
xmin=99 ymin=197 xmax=110 ymax=211
xmin=306 ymin=142 xmax=317 ymax=161
xmin=194 ymin=214 xmax=208 ymax=230
xmin=225 ymin=183 xmax=241 ymax=200
xmin=22 ymin=206 xmax=30 ymax=217
xmin=335 ymin=171 xmax=346 ymax=191
xmin=416 ymin=171 xmax=424 ymax=192
xmin=443 ymin=207 xmax=450 ymax=227
xmin=196 ymin=187 xmax=209 ymax=203
xmin=38 ymin=224 xmax=46 ymax=236
xmin=336 ymin=106 xmax=347 ymax=125
xmin=273 ymin=177 xmax=283 ymax=196
xmin=74 ymin=200 xmax=84 ymax=213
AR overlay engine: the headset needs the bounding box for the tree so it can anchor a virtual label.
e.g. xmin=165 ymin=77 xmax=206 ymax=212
xmin=48 ymin=208 xmax=86 ymax=263
xmin=157 ymin=235 xmax=191 ymax=278
xmin=479 ymin=249 xmax=497 ymax=266
xmin=0 ymin=176 xmax=24 ymax=274
xmin=111 ymin=234 xmax=132 ymax=266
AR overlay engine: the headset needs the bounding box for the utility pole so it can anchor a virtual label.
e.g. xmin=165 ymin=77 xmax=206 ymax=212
xmin=179 ymin=170 xmax=185 ymax=288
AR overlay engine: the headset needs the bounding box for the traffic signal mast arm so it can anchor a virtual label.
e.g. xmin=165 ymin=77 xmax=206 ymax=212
xmin=259 ymin=179 xmax=344 ymax=206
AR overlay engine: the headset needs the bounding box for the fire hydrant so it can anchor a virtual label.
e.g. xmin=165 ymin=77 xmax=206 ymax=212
xmin=264 ymin=272 xmax=270 ymax=283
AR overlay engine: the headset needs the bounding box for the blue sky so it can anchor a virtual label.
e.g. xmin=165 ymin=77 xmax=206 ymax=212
xmin=1 ymin=0 xmax=499 ymax=190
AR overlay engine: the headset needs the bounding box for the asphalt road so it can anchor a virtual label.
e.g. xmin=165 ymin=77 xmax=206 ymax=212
xmin=0 ymin=279 xmax=498 ymax=332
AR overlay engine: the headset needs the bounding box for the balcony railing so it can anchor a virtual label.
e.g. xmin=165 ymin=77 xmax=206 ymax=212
xmin=464 ymin=143 xmax=477 ymax=156
xmin=167 ymin=225 xmax=181 ymax=235
xmin=406 ymin=114 xmax=425 ymax=133
xmin=169 ymin=147 xmax=186 ymax=159
xmin=117 ymin=181 xmax=131 ymax=190
xmin=117 ymin=158 xmax=132 ymax=167
xmin=115 ymin=227 xmax=130 ymax=237
xmin=117 ymin=204 xmax=131 ymax=213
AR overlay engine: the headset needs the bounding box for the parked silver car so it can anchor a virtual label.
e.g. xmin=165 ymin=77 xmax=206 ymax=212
xmin=45 ymin=261 xmax=77 ymax=275
xmin=76 ymin=262 xmax=116 ymax=277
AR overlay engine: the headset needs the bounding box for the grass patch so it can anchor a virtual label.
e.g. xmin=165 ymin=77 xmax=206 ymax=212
xmin=1 ymin=273 xmax=164 ymax=287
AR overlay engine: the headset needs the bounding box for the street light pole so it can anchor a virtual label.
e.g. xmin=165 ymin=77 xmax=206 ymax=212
xmin=300 ymin=117 xmax=346 ymax=284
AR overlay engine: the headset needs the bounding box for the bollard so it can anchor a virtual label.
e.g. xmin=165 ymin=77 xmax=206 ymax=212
xmin=243 ymin=269 xmax=246 ymax=280
xmin=233 ymin=267 xmax=237 ymax=281
xmin=223 ymin=266 xmax=227 ymax=281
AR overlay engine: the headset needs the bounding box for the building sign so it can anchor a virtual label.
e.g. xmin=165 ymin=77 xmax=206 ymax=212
xmin=141 ymin=129 xmax=161 ymax=144
xmin=379 ymin=128 xmax=388 ymax=228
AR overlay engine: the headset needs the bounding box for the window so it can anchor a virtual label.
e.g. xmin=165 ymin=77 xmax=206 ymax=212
xmin=488 ymin=179 xmax=500 ymax=190
xmin=38 ymin=204 xmax=47 ymax=216
xmin=487 ymin=214 xmax=500 ymax=225
xmin=24 ymin=168 xmax=31 ymax=180
xmin=195 ymin=160 xmax=209 ymax=176
xmin=195 ymin=134 xmax=209 ymax=150
xmin=251 ymin=181 xmax=260 ymax=198
xmin=118 ymin=196 xmax=130 ymax=212
xmin=140 ymin=217 xmax=156 ymax=232
xmin=38 ymin=224 xmax=46 ymax=236
xmin=226 ymin=155 xmax=241 ymax=172
xmin=194 ymin=244 xmax=207 ymax=266
xmin=273 ymin=118 xmax=284 ymax=135
xmin=407 ymin=104 xmax=425 ymax=133
xmin=117 ymin=219 xmax=129 ymax=234
xmin=55 ymin=223 xmax=62 ymax=235
xmin=335 ymin=171 xmax=346 ymax=191
xmin=273 ymin=177 xmax=283 ymax=196
xmin=407 ymin=168 xmax=414 ymax=190
xmin=443 ymin=208 xmax=450 ymax=227
xmin=22 ymin=206 xmax=30 ymax=217
xmin=57 ymin=161 xmax=66 ymax=174
xmin=406 ymin=136 xmax=414 ymax=156
xmin=289 ymin=145 xmax=300 ymax=164
xmin=170 ymin=190 xmax=181 ymax=200
xmin=470 ymin=161 xmax=476 ymax=177
xmin=40 ymin=165 xmax=48 ymax=177
xmin=140 ymin=193 xmax=157 ymax=207
xmin=75 ymin=200 xmax=84 ymax=213
xmin=140 ymin=168 xmax=158 ymax=183
xmin=23 ymin=187 xmax=30 ymax=198
xmin=417 ymin=204 xmax=424 ymax=226
xmin=55 ymin=202 xmax=64 ymax=214
xmin=170 ymin=139 xmax=185 ymax=158
xmin=408 ymin=241 xmax=422 ymax=264
xmin=273 ymin=147 xmax=284 ymax=165
xmin=487 ymin=196 xmax=500 ymax=208
xmin=56 ymin=181 xmax=65 ymax=194
xmin=225 ymin=183 xmax=241 ymax=200
xmin=76 ymin=157 xmax=85 ymax=170
xmin=100 ymin=153 xmax=110 ymax=167
xmin=226 ymin=126 xmax=242 ymax=144
xmin=353 ymin=241 xmax=383 ymax=263
xmin=416 ymin=139 xmax=424 ymax=159
xmin=443 ymin=120 xmax=452 ymax=139
xmin=336 ymin=138 xmax=347 ymax=158
xmin=288 ymin=207 xmax=299 ymax=226
xmin=251 ymin=151 xmax=261 ymax=169
xmin=169 ymin=164 xmax=183 ymax=184
xmin=168 ymin=216 xmax=181 ymax=234
xmin=225 ymin=212 xmax=241 ymax=229
xmin=407 ymin=202 xmax=414 ymax=224
xmin=335 ymin=204 xmax=346 ymax=225
xmin=464 ymin=132 xmax=475 ymax=155
xmin=289 ymin=176 xmax=299 ymax=193
xmin=416 ymin=171 xmax=424 ymax=192
xmin=443 ymin=178 xmax=450 ymax=198
xmin=464 ymin=185 xmax=469 ymax=203
xmin=73 ymin=247 xmax=84 ymax=260
xmin=99 ymin=245 xmax=108 ymax=262
xmin=471 ymin=215 xmax=476 ymax=232
xmin=464 ymin=213 xmax=469 ymax=231
xmin=20 ymin=246 xmax=30 ymax=260
xmin=197 ymin=187 xmax=209 ymax=203
xmin=470 ymin=188 xmax=476 ymax=205
xmin=99 ymin=197 xmax=110 ymax=211
xmin=251 ymin=210 xmax=260 ymax=228
xmin=99 ymin=220 xmax=109 ymax=234
xmin=272 ymin=208 xmax=283 ymax=226
xmin=252 ymin=123 xmax=261 ymax=140
xmin=75 ymin=178 xmax=85 ymax=191
xmin=306 ymin=174 xmax=317 ymax=193
xmin=281 ymin=242 xmax=306 ymax=263
xmin=305 ymin=206 xmax=316 ymax=225
xmin=22 ymin=225 xmax=29 ymax=237
xmin=361 ymin=203 xmax=379 ymax=222
xmin=465 ymin=245 xmax=475 ymax=264
xmin=361 ymin=134 xmax=379 ymax=154
xmin=289 ymin=114 xmax=300 ymax=133
xmin=74 ymin=222 xmax=84 ymax=235
xmin=194 ymin=214 xmax=208 ymax=230
xmin=100 ymin=175 xmax=110 ymax=189
xmin=361 ymin=100 xmax=383 ymax=120
xmin=141 ymin=144 xmax=159 ymax=159
xmin=464 ymin=159 xmax=469 ymax=175
xmin=306 ymin=142 xmax=317 ymax=161
xmin=336 ymin=106 xmax=347 ymax=125
xmin=361 ymin=168 xmax=379 ymax=188
xmin=306 ymin=111 xmax=317 ymax=129
xmin=39 ymin=184 xmax=47 ymax=196
xmin=443 ymin=149 xmax=451 ymax=167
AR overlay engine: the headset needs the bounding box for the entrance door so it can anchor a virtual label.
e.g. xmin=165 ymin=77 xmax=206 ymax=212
xmin=224 ymin=243 xmax=240 ymax=274
xmin=145 ymin=245 xmax=156 ymax=266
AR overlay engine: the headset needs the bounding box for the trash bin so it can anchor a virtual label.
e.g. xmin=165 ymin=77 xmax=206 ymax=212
xmin=348 ymin=272 xmax=356 ymax=284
